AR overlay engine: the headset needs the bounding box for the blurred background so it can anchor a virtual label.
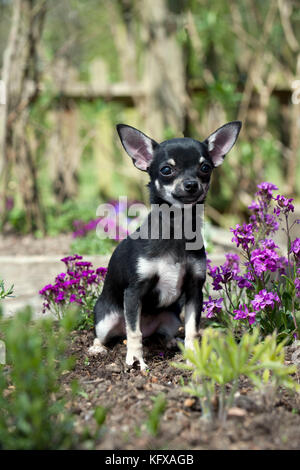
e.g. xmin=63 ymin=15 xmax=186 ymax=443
xmin=0 ymin=0 xmax=299 ymax=242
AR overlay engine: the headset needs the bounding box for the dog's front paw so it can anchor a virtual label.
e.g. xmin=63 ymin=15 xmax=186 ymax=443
xmin=126 ymin=353 xmax=149 ymax=371
xmin=88 ymin=338 xmax=108 ymax=356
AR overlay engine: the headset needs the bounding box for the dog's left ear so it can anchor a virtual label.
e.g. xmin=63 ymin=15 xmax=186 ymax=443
xmin=116 ymin=124 xmax=158 ymax=171
xmin=204 ymin=121 xmax=242 ymax=167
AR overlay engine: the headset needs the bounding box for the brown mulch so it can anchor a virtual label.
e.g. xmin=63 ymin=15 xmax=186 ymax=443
xmin=61 ymin=328 xmax=300 ymax=450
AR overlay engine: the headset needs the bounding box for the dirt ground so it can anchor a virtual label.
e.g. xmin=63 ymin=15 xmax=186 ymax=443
xmin=62 ymin=328 xmax=300 ymax=450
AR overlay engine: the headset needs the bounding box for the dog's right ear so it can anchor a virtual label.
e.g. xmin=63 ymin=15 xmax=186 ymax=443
xmin=116 ymin=124 xmax=158 ymax=171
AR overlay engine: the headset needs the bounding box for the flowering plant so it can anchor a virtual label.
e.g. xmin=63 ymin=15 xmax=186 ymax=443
xmin=204 ymin=182 xmax=300 ymax=342
xmin=39 ymin=255 xmax=107 ymax=329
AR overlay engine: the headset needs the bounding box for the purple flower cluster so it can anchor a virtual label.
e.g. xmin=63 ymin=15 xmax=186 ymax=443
xmin=73 ymin=219 xmax=100 ymax=238
xmin=247 ymin=182 xmax=282 ymax=235
xmin=39 ymin=255 xmax=107 ymax=316
xmin=204 ymin=182 xmax=299 ymax=338
xmin=251 ymin=289 xmax=280 ymax=311
xmin=295 ymin=271 xmax=300 ymax=299
xmin=233 ymin=290 xmax=280 ymax=326
xmin=290 ymin=238 xmax=300 ymax=265
xmin=249 ymin=239 xmax=280 ymax=277
xmin=203 ymin=296 xmax=224 ymax=318
xmin=231 ymin=223 xmax=255 ymax=250
xmin=256 ymin=182 xmax=278 ymax=200
xmin=233 ymin=304 xmax=256 ymax=325
xmin=207 ymin=253 xmax=253 ymax=291
xmin=274 ymin=195 xmax=294 ymax=215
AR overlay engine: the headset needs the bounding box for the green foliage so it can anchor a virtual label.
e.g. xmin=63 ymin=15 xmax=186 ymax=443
xmin=94 ymin=405 xmax=107 ymax=428
xmin=0 ymin=280 xmax=13 ymax=301
xmin=145 ymin=393 xmax=167 ymax=437
xmin=173 ymin=328 xmax=298 ymax=422
xmin=0 ymin=307 xmax=78 ymax=449
xmin=6 ymin=207 xmax=28 ymax=234
xmin=0 ymin=307 xmax=108 ymax=449
xmin=45 ymin=200 xmax=96 ymax=236
xmin=70 ymin=231 xmax=116 ymax=256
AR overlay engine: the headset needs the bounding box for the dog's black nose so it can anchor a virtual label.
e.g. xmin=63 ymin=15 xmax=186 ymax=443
xmin=183 ymin=180 xmax=199 ymax=193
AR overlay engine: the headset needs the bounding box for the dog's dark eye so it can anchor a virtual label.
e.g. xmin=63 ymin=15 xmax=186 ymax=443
xmin=160 ymin=165 xmax=173 ymax=176
xmin=200 ymin=163 xmax=211 ymax=174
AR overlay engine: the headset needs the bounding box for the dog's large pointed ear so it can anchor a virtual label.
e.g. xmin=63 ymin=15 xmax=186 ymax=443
xmin=204 ymin=121 xmax=242 ymax=167
xmin=116 ymin=124 xmax=158 ymax=171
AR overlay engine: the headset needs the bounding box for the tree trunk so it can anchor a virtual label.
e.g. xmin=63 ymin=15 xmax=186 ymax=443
xmin=138 ymin=0 xmax=187 ymax=141
xmin=0 ymin=0 xmax=46 ymax=232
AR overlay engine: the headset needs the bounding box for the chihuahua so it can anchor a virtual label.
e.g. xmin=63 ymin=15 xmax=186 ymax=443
xmin=89 ymin=121 xmax=242 ymax=369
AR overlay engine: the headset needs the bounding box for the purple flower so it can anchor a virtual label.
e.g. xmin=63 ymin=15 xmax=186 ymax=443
xmin=256 ymin=182 xmax=278 ymax=199
xmin=295 ymin=271 xmax=300 ymax=298
xmin=203 ymin=297 xmax=224 ymax=318
xmin=55 ymin=273 xmax=66 ymax=282
xmin=75 ymin=261 xmax=92 ymax=268
xmin=233 ymin=304 xmax=256 ymax=325
xmin=224 ymin=253 xmax=240 ymax=275
xmin=250 ymin=244 xmax=280 ymax=277
xmin=263 ymin=213 xmax=279 ymax=234
xmin=248 ymin=201 xmax=260 ymax=211
xmin=207 ymin=260 xmax=223 ymax=291
xmin=290 ymin=238 xmax=300 ymax=265
xmin=249 ymin=200 xmax=279 ymax=235
xmin=231 ymin=223 xmax=255 ymax=251
xmin=291 ymin=238 xmax=300 ymax=255
xmin=96 ymin=267 xmax=108 ymax=278
xmin=251 ymin=289 xmax=280 ymax=311
xmin=274 ymin=195 xmax=294 ymax=215
xmin=39 ymin=284 xmax=54 ymax=295
xmin=69 ymin=294 xmax=82 ymax=304
xmin=72 ymin=218 xmax=102 ymax=238
xmin=39 ymin=254 xmax=108 ymax=316
xmin=61 ymin=255 xmax=83 ymax=267
xmin=235 ymin=275 xmax=253 ymax=289
xmin=55 ymin=291 xmax=65 ymax=303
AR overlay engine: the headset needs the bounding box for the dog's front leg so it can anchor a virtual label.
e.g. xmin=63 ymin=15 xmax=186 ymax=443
xmin=184 ymin=279 xmax=204 ymax=351
xmin=124 ymin=287 xmax=148 ymax=371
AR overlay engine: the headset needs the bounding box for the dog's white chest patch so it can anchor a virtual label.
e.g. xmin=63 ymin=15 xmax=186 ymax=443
xmin=137 ymin=257 xmax=185 ymax=307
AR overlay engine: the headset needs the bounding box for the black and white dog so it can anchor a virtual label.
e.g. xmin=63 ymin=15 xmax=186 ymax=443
xmin=89 ymin=121 xmax=242 ymax=369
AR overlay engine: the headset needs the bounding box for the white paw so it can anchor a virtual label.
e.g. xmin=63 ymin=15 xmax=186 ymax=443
xmin=126 ymin=354 xmax=149 ymax=371
xmin=88 ymin=338 xmax=108 ymax=356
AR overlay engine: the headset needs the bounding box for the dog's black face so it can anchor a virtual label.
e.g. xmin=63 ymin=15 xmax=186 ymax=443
xmin=116 ymin=121 xmax=241 ymax=206
xmin=149 ymin=138 xmax=213 ymax=205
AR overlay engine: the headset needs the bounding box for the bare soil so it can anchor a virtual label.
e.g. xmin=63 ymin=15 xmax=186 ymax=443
xmin=62 ymin=328 xmax=300 ymax=450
